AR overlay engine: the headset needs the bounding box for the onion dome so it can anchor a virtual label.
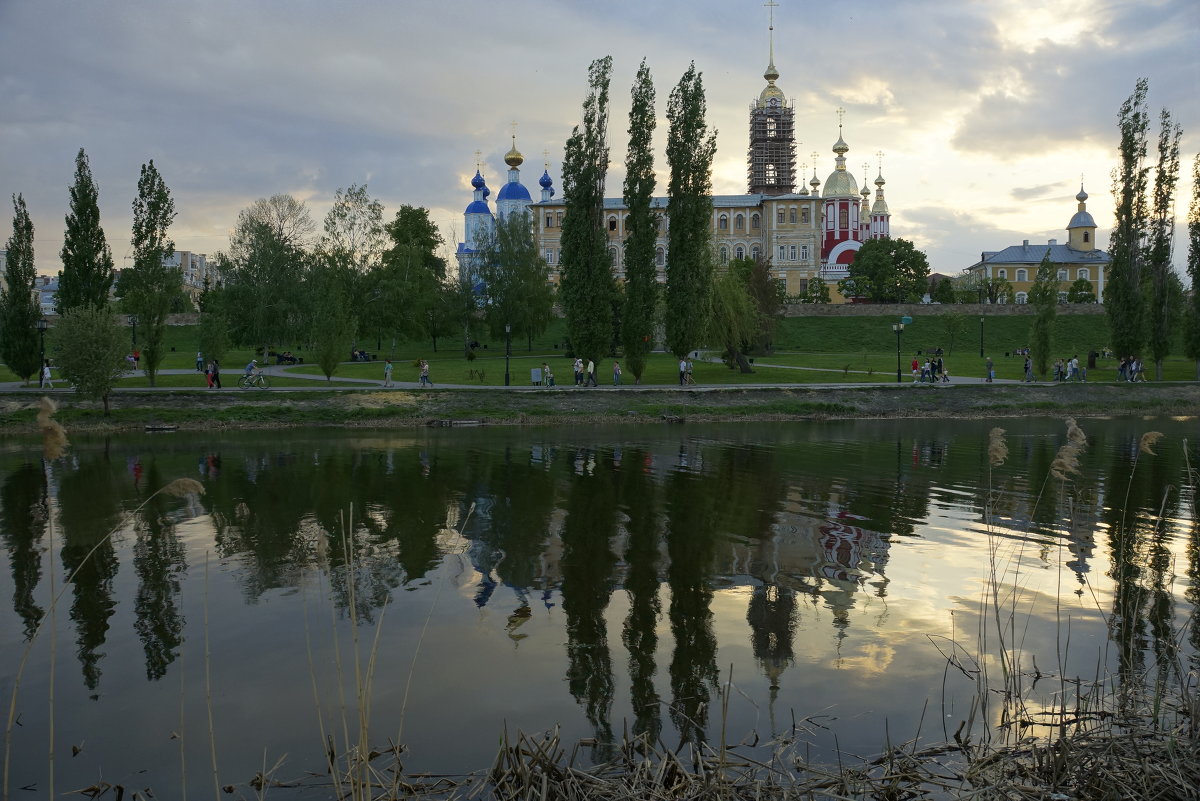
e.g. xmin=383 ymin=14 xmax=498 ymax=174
xmin=504 ymin=137 xmax=524 ymax=168
xmin=875 ymin=172 xmax=886 ymax=187
xmin=809 ymin=172 xmax=821 ymax=191
xmin=832 ymin=134 xmax=849 ymax=155
xmin=465 ymin=199 xmax=490 ymax=214
xmin=539 ymin=170 xmax=553 ymax=189
xmin=496 ymin=180 xmax=532 ymax=202
xmin=871 ymin=171 xmax=889 ymax=215
xmin=1067 ymin=182 xmax=1095 ymax=229
xmin=482 ymin=185 xmax=490 ymax=199
xmin=470 ymin=170 xmax=485 ymax=190
xmin=1076 ymin=186 xmax=1088 ymax=202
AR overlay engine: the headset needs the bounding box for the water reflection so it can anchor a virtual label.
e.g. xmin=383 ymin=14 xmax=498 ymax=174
xmin=0 ymin=419 xmax=1196 ymax=788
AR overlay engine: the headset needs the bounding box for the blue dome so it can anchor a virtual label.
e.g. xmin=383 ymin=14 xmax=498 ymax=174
xmin=465 ymin=200 xmax=491 ymax=214
xmin=1067 ymin=211 xmax=1095 ymax=229
xmin=470 ymin=170 xmax=485 ymax=189
xmin=496 ymin=181 xmax=532 ymax=202
xmin=482 ymin=185 xmax=490 ymax=198
xmin=539 ymin=170 xmax=553 ymax=189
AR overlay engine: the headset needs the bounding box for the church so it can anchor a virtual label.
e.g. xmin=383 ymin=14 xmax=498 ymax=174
xmin=456 ymin=21 xmax=894 ymax=300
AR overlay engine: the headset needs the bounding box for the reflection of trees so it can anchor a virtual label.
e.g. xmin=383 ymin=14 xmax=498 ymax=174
xmin=560 ymin=449 xmax=618 ymax=757
xmin=747 ymin=583 xmax=796 ymax=715
xmin=132 ymin=461 xmax=187 ymax=680
xmin=56 ymin=452 xmax=124 ymax=691
xmin=618 ymin=449 xmax=661 ymax=742
xmin=1 ymin=461 xmax=47 ymax=638
xmin=665 ymin=470 xmax=719 ymax=745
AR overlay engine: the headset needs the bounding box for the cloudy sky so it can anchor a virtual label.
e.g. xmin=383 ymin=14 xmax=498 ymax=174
xmin=1 ymin=0 xmax=1197 ymax=279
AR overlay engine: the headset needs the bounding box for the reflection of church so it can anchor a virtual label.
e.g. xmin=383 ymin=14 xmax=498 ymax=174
xmin=455 ymin=14 xmax=894 ymax=299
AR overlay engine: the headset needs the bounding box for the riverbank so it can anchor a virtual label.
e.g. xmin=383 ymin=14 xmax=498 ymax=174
xmin=2 ymin=381 xmax=1198 ymax=433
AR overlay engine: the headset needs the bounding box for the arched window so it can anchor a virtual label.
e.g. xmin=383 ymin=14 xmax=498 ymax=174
xmin=720 ymin=247 xmax=728 ymax=264
xmin=1015 ymin=292 xmax=1028 ymax=304
xmin=719 ymin=214 xmax=728 ymax=230
xmin=735 ymin=246 xmax=745 ymax=260
xmin=735 ymin=214 xmax=744 ymax=230
xmin=1077 ymin=268 xmax=1090 ymax=280
xmin=1083 ymin=231 xmax=1090 ymax=243
xmin=1016 ymin=269 xmax=1027 ymax=282
xmin=655 ymin=247 xmax=665 ymax=266
xmin=1057 ymin=269 xmax=1067 ymax=281
xmin=998 ymin=268 xmax=1008 ymax=279
xmin=609 ymin=247 xmax=618 ymax=265
xmin=751 ymin=214 xmax=761 ymax=230
xmin=608 ymin=216 xmax=617 ymax=232
xmin=751 ymin=246 xmax=761 ymax=261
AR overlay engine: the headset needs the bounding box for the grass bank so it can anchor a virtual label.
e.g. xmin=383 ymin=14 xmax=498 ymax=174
xmin=2 ymin=382 xmax=1197 ymax=434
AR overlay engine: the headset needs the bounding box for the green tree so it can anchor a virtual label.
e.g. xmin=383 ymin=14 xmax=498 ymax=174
xmin=1183 ymin=155 xmax=1200 ymax=379
xmin=475 ymin=211 xmax=554 ymax=348
xmin=803 ymin=276 xmax=831 ymax=304
xmin=318 ymin=184 xmax=386 ymax=274
xmin=118 ymin=160 xmax=179 ymax=386
xmin=1067 ymin=276 xmax=1096 ymax=303
xmin=732 ymin=256 xmax=785 ymax=352
xmin=57 ymin=148 xmax=115 ymax=313
xmin=1028 ymin=250 xmax=1057 ymax=378
xmin=1104 ymin=78 xmax=1151 ymax=360
xmin=620 ymin=58 xmax=659 ymax=383
xmin=560 ymin=56 xmax=615 ymax=362
xmin=940 ymin=311 xmax=965 ymax=354
xmin=377 ymin=205 xmax=448 ymax=353
xmin=709 ymin=267 xmax=757 ymax=372
xmin=0 ymin=193 xmax=42 ymax=381
xmin=307 ymin=262 xmax=357 ymax=380
xmin=664 ymin=62 xmax=718 ymax=359
xmin=837 ymin=237 xmax=930 ymax=303
xmin=1144 ymin=108 xmax=1182 ymax=380
xmin=50 ymin=307 xmax=128 ymax=415
xmin=931 ymin=276 xmax=956 ymax=304
xmin=197 ymin=305 xmax=230 ymax=366
xmin=980 ymin=275 xmax=1013 ymax=304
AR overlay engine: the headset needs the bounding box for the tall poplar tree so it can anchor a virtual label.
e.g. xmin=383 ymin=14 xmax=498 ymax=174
xmin=120 ymin=160 xmax=179 ymax=386
xmin=621 ymin=59 xmax=658 ymax=383
xmin=1144 ymin=108 xmax=1182 ymax=380
xmin=0 ymin=193 xmax=42 ymax=381
xmin=1028 ymin=250 xmax=1057 ymax=379
xmin=57 ymin=148 xmax=115 ymax=313
xmin=1183 ymin=155 xmax=1200 ymax=379
xmin=1104 ymin=79 xmax=1150 ymax=360
xmin=664 ymin=62 xmax=717 ymax=359
xmin=559 ymin=56 xmax=614 ymax=363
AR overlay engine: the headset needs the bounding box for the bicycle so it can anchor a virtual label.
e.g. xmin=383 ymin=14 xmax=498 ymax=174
xmin=238 ymin=371 xmax=271 ymax=389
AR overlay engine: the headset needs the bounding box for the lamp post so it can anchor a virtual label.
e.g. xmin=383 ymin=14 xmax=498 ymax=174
xmin=979 ymin=316 xmax=984 ymax=358
xmin=36 ymin=318 xmax=48 ymax=387
xmin=128 ymin=314 xmax=138 ymax=352
xmin=892 ymin=322 xmax=904 ymax=383
xmin=504 ymin=323 xmax=511 ymax=387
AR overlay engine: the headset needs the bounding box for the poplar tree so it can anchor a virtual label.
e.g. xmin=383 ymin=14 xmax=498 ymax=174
xmin=1104 ymin=79 xmax=1150 ymax=361
xmin=0 ymin=193 xmax=42 ymax=381
xmin=664 ymin=62 xmax=717 ymax=359
xmin=57 ymin=148 xmax=115 ymax=313
xmin=1184 ymin=155 xmax=1200 ymax=379
xmin=120 ymin=160 xmax=179 ymax=386
xmin=621 ymin=58 xmax=658 ymax=383
xmin=560 ymin=56 xmax=614 ymax=363
xmin=1028 ymin=250 xmax=1057 ymax=378
xmin=1144 ymin=108 xmax=1182 ymax=380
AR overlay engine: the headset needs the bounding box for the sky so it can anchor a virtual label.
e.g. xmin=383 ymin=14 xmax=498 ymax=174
xmin=1 ymin=0 xmax=1197 ymax=280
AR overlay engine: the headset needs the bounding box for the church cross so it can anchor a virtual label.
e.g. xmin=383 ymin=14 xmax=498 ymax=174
xmin=836 ymin=106 xmax=845 ymax=129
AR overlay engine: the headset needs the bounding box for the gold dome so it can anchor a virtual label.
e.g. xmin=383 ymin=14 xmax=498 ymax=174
xmin=504 ymin=136 xmax=524 ymax=168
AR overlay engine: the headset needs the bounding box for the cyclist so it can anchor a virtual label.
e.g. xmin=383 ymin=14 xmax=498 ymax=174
xmin=244 ymin=359 xmax=261 ymax=378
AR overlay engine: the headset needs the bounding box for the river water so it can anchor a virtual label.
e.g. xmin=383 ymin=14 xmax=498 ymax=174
xmin=1 ymin=418 xmax=1197 ymax=796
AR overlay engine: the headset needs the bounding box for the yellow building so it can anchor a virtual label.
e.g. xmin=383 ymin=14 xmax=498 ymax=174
xmin=966 ymin=186 xmax=1109 ymax=303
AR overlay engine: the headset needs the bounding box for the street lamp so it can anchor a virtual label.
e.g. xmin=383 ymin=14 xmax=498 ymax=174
xmin=892 ymin=322 xmax=904 ymax=383
xmin=36 ymin=318 xmax=48 ymax=388
xmin=979 ymin=316 xmax=984 ymax=358
xmin=128 ymin=314 xmax=138 ymax=352
xmin=504 ymin=323 xmax=511 ymax=387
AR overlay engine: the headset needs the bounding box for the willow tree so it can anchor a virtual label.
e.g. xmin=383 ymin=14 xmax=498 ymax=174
xmin=0 ymin=194 xmax=41 ymax=382
xmin=1145 ymin=108 xmax=1182 ymax=380
xmin=621 ymin=58 xmax=658 ymax=383
xmin=1104 ymin=79 xmax=1150 ymax=360
xmin=664 ymin=62 xmax=717 ymax=359
xmin=1028 ymin=250 xmax=1057 ymax=378
xmin=57 ymin=148 xmax=114 ymax=313
xmin=560 ymin=56 xmax=614 ymax=363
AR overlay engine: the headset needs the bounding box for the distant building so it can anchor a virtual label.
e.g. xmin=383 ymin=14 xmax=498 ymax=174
xmin=966 ymin=186 xmax=1109 ymax=304
xmin=34 ymin=275 xmax=58 ymax=315
xmin=165 ymin=250 xmax=218 ymax=301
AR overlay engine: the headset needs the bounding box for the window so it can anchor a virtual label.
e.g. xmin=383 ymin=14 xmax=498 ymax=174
xmin=789 ymin=208 xmax=797 ymax=224
xmin=546 ymin=214 xmax=554 ymax=228
xmin=609 ymin=248 xmax=618 ymax=265
xmin=545 ymin=249 xmax=555 ymax=264
xmin=751 ymin=214 xmax=761 ymax=230
xmin=778 ymin=245 xmax=786 ymax=262
xmin=735 ymin=246 xmax=745 ymax=260
xmin=800 ymin=245 xmax=809 ymax=261
xmin=799 ymin=279 xmax=809 ymax=295
xmin=1057 ymin=269 xmax=1067 ymax=281
xmin=1058 ymin=291 xmax=1069 ymax=303
xmin=1016 ymin=269 xmax=1027 ymax=282
xmin=998 ymin=268 xmax=1007 ymax=279
xmin=735 ymin=214 xmax=744 ymax=230
xmin=1083 ymin=231 xmax=1090 ymax=243
xmin=839 ymin=206 xmax=849 ymax=228
xmin=801 ymin=208 xmax=810 ymax=224
xmin=719 ymin=214 xmax=728 ymax=230
xmin=1077 ymin=268 xmax=1090 ymax=280
xmin=777 ymin=210 xmax=785 ymax=224
xmin=1015 ymin=292 xmax=1028 ymax=304
xmin=655 ymin=247 xmax=665 ymax=266
xmin=720 ymin=247 xmax=728 ymax=264
xmin=556 ymin=212 xmax=563 ymax=227
xmin=751 ymin=246 xmax=761 ymax=260
xmin=608 ymin=216 xmax=617 ymax=232
xmin=789 ymin=245 xmax=797 ymax=261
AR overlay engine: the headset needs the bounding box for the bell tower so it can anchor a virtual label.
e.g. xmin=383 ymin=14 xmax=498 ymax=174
xmin=747 ymin=1 xmax=796 ymax=195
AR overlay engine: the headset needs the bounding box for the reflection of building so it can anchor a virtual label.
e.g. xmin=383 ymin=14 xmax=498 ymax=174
xmin=966 ymin=186 xmax=1110 ymax=304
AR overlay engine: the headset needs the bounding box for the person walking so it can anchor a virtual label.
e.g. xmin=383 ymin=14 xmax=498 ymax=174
xmin=133 ymin=348 xmax=140 ymax=369
xmin=205 ymin=361 xmax=214 ymax=388
xmin=1023 ymin=356 xmax=1033 ymax=382
xmin=383 ymin=359 xmax=394 ymax=387
xmin=985 ymin=356 xmax=994 ymax=383
xmin=586 ymin=358 xmax=597 ymax=387
xmin=573 ymin=357 xmax=584 ymax=386
xmin=210 ymin=359 xmax=221 ymax=389
xmin=543 ymin=363 xmax=554 ymax=386
xmin=419 ymin=359 xmax=431 ymax=387
xmin=41 ymin=359 xmax=54 ymax=389
xmin=679 ymin=358 xmax=687 ymax=385
xmin=196 ymin=351 xmax=204 ymax=372
xmin=612 ymin=361 xmax=622 ymax=386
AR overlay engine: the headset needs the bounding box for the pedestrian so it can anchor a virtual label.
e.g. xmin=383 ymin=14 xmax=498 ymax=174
xmin=679 ymin=357 xmax=687 ymax=385
xmin=1023 ymin=356 xmax=1033 ymax=382
xmin=985 ymin=356 xmax=994 ymax=383
xmin=586 ymin=358 xmax=597 ymax=387
xmin=196 ymin=351 xmax=204 ymax=372
xmin=911 ymin=356 xmax=919 ymax=381
xmin=211 ymin=359 xmax=221 ymax=389
xmin=204 ymin=361 xmax=214 ymax=388
xmin=544 ymin=363 xmax=554 ymax=386
xmin=419 ymin=359 xmax=431 ymax=387
xmin=613 ymin=361 xmax=622 ymax=386
xmin=133 ymin=348 xmax=140 ymax=369
xmin=686 ymin=357 xmax=694 ymax=383
xmin=383 ymin=359 xmax=393 ymax=387
xmin=573 ymin=357 xmax=584 ymax=386
xmin=41 ymin=359 xmax=53 ymax=389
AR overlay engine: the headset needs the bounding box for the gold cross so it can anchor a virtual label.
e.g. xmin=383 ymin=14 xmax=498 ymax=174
xmin=836 ymin=106 xmax=845 ymax=128
xmin=474 ymin=149 xmax=482 ymax=172
xmin=764 ymin=0 xmax=778 ymax=28
xmin=876 ymin=150 xmax=884 ymax=173
xmin=543 ymin=148 xmax=550 ymax=169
